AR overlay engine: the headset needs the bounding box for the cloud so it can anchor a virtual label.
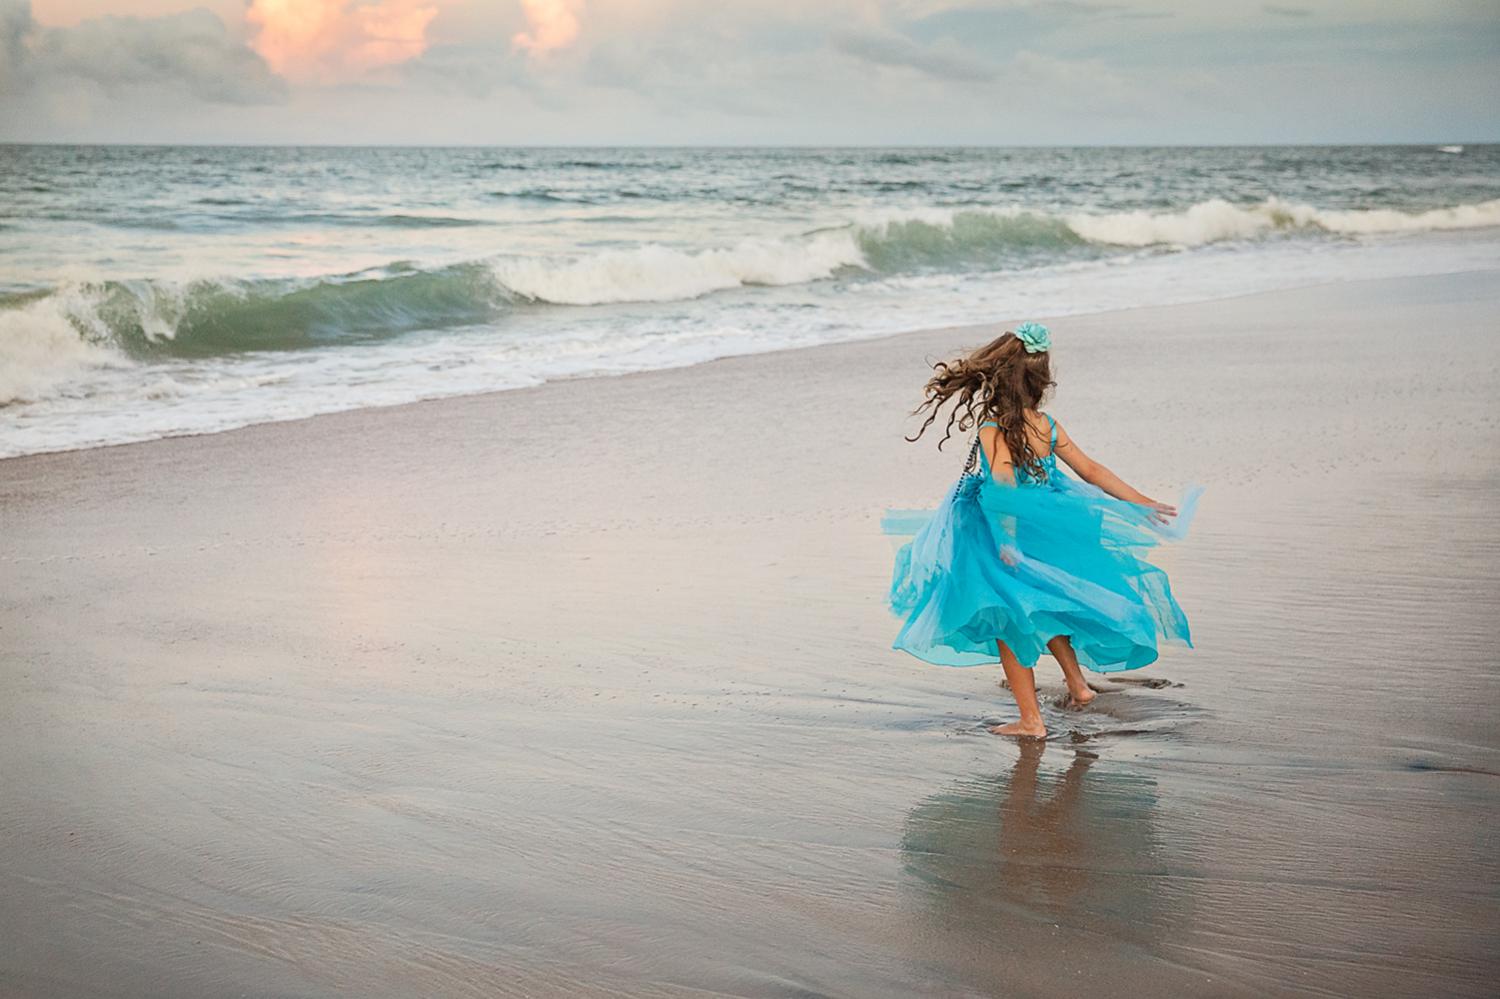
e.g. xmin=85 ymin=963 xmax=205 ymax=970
xmin=513 ymin=0 xmax=583 ymax=56
xmin=833 ymin=28 xmax=997 ymax=81
xmin=247 ymin=0 xmax=440 ymax=81
xmin=401 ymin=38 xmax=531 ymax=99
xmin=1263 ymin=4 xmax=1312 ymax=16
xmin=0 ymin=0 xmax=30 ymax=88
xmin=1001 ymin=49 xmax=1158 ymax=115
xmin=4 ymin=0 xmax=1496 ymax=145
xmin=3 ymin=1 xmax=285 ymax=104
xmin=1033 ymin=1 xmax=1122 ymax=14
xmin=579 ymin=35 xmax=788 ymax=116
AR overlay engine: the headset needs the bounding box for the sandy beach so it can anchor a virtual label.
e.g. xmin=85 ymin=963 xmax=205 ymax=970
xmin=3 ymin=270 xmax=1498 ymax=997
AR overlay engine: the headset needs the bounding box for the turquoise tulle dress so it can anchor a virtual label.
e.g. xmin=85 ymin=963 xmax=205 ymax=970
xmin=883 ymin=414 xmax=1202 ymax=672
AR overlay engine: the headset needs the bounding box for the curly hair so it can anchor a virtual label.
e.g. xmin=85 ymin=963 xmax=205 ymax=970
xmin=906 ymin=330 xmax=1056 ymax=482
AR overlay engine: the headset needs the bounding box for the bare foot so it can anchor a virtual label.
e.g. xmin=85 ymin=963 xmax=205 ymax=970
xmin=1064 ymin=686 xmax=1097 ymax=709
xmin=988 ymin=720 xmax=1047 ymax=739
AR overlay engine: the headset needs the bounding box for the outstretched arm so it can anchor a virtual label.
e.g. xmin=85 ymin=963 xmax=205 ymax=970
xmin=1053 ymin=421 xmax=1176 ymax=521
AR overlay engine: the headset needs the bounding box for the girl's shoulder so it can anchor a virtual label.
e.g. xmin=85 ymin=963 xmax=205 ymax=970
xmin=1022 ymin=409 xmax=1056 ymax=433
xmin=978 ymin=411 xmax=1054 ymax=430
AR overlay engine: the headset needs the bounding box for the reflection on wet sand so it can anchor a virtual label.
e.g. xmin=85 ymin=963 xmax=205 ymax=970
xmin=900 ymin=741 xmax=1197 ymax=991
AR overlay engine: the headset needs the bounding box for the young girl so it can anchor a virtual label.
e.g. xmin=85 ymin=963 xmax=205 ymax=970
xmin=883 ymin=322 xmax=1200 ymax=739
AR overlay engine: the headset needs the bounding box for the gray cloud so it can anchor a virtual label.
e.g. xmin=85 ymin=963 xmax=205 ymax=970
xmin=832 ymin=28 xmax=997 ymax=82
xmin=1028 ymin=2 xmax=1179 ymax=22
xmin=1015 ymin=1 xmax=1172 ymax=20
xmin=1263 ymin=4 xmax=1313 ymax=16
xmin=1037 ymin=1 xmax=1122 ymax=14
xmin=0 ymin=0 xmax=33 ymax=89
xmin=2 ymin=1 xmax=285 ymax=106
xmin=400 ymin=41 xmax=532 ymax=101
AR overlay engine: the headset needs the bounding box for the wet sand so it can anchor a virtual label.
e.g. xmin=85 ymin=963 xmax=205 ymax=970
xmin=2 ymin=270 xmax=1498 ymax=997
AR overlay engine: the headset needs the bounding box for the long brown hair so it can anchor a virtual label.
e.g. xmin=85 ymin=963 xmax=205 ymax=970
xmin=906 ymin=331 xmax=1056 ymax=482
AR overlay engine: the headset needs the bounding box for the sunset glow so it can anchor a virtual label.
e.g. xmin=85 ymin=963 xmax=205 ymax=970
xmin=513 ymin=0 xmax=583 ymax=56
xmin=247 ymin=0 xmax=439 ymax=80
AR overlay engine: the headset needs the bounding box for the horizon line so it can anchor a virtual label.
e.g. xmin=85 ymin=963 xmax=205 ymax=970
xmin=2 ymin=140 xmax=1495 ymax=151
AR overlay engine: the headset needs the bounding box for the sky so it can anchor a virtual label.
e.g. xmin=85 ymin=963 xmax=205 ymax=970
xmin=1 ymin=0 xmax=1497 ymax=145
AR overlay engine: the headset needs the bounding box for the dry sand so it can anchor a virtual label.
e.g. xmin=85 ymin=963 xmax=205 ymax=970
xmin=2 ymin=270 xmax=1498 ymax=997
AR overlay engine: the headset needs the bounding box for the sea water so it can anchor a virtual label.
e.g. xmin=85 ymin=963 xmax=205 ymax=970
xmin=2 ymin=144 xmax=1498 ymax=457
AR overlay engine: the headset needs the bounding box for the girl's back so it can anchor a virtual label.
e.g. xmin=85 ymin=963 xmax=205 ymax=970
xmin=979 ymin=410 xmax=1059 ymax=485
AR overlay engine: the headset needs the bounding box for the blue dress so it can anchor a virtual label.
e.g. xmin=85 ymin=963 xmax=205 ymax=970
xmin=882 ymin=414 xmax=1201 ymax=672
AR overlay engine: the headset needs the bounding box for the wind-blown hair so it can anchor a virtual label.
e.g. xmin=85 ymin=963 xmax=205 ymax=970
xmin=906 ymin=331 xmax=1056 ymax=482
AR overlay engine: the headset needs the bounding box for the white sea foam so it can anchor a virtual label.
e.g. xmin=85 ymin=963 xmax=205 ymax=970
xmin=1291 ymin=199 xmax=1500 ymax=235
xmin=491 ymin=232 xmax=864 ymax=306
xmin=0 ymin=290 xmax=125 ymax=406
xmin=1065 ymin=197 xmax=1500 ymax=247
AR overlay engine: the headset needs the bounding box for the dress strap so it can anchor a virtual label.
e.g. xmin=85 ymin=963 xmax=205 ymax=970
xmin=1045 ymin=413 xmax=1057 ymax=449
xmin=979 ymin=420 xmax=998 ymax=429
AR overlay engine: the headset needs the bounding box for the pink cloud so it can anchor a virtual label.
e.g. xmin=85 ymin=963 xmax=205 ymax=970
xmin=247 ymin=0 xmax=440 ymax=81
xmin=513 ymin=0 xmax=583 ymax=56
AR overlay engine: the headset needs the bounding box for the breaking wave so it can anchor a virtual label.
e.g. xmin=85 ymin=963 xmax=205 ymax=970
xmin=0 ymin=263 xmax=511 ymax=388
xmin=0 ymin=290 xmax=126 ymax=406
xmin=492 ymin=196 xmax=1500 ymax=304
xmin=493 ymin=232 xmax=865 ymax=306
xmin=4 ymin=196 xmax=1498 ymax=403
xmin=1062 ymin=196 xmax=1500 ymax=246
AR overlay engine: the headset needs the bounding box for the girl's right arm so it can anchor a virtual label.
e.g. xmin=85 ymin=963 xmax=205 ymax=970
xmin=1053 ymin=421 xmax=1177 ymax=522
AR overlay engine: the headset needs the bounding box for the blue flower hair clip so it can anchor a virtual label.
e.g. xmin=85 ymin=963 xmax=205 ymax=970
xmin=1015 ymin=322 xmax=1051 ymax=354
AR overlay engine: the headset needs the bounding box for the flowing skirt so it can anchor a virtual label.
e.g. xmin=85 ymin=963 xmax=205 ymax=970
xmin=882 ymin=468 xmax=1202 ymax=672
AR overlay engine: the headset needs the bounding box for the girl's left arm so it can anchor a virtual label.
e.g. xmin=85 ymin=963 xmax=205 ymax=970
xmin=1053 ymin=421 xmax=1177 ymax=521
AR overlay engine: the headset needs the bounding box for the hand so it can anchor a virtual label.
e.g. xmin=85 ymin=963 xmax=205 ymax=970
xmin=1143 ymin=499 xmax=1177 ymax=525
xmin=1000 ymin=543 xmax=1022 ymax=567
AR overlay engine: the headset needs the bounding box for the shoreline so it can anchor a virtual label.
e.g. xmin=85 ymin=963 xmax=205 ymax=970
xmin=6 ymin=141 xmax=1499 ymax=149
xmin=3 ymin=269 xmax=1498 ymax=997
xmin=4 ymin=261 xmax=1497 ymax=467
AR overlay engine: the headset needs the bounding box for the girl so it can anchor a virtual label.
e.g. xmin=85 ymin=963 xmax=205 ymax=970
xmin=883 ymin=322 xmax=1200 ymax=739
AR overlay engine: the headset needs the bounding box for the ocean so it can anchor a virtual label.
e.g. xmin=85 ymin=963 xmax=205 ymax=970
xmin=2 ymin=143 xmax=1498 ymax=458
